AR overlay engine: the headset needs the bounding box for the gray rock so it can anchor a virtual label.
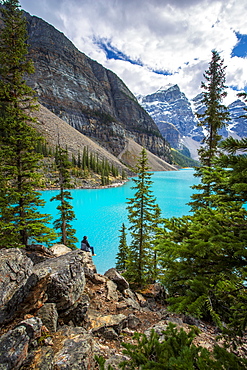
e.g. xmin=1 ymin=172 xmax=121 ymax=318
xmin=33 ymin=250 xmax=86 ymax=310
xmin=16 ymin=317 xmax=43 ymax=341
xmin=122 ymin=289 xmax=140 ymax=310
xmin=127 ymin=314 xmax=141 ymax=330
xmin=0 ymin=317 xmax=42 ymax=370
xmin=106 ymin=280 xmax=119 ymax=301
xmin=25 ymin=244 xmax=54 ymax=265
xmin=49 ymin=244 xmax=72 ymax=257
xmin=91 ymin=313 xmax=127 ymax=336
xmin=25 ymin=347 xmax=54 ymax=370
xmin=0 ymin=248 xmax=35 ymax=324
xmin=0 ymin=249 xmax=33 ymax=306
xmin=0 ymin=325 xmax=30 ymax=370
xmin=37 ymin=303 xmax=58 ymax=332
xmin=54 ymin=326 xmax=96 ymax=370
xmin=59 ymin=294 xmax=89 ymax=326
xmin=104 ymin=268 xmax=129 ymax=292
xmin=144 ymin=320 xmax=168 ymax=340
xmin=98 ymin=327 xmax=119 ymax=340
xmin=105 ymin=354 xmax=129 ymax=369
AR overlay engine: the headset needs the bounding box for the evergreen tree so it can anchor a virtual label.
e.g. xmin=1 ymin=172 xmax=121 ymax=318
xmin=77 ymin=151 xmax=81 ymax=168
xmin=190 ymin=50 xmax=229 ymax=211
xmin=0 ymin=0 xmax=56 ymax=247
xmin=51 ymin=144 xmax=78 ymax=249
xmin=197 ymin=50 xmax=229 ymax=167
xmin=156 ymin=53 xmax=247 ymax=340
xmin=116 ymin=223 xmax=129 ymax=272
xmin=125 ymin=148 xmax=159 ymax=288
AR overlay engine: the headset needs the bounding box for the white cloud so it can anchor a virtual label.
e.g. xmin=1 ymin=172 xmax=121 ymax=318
xmin=19 ymin=0 xmax=247 ymax=103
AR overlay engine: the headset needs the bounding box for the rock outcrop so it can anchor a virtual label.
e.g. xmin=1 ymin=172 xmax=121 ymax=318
xmin=23 ymin=12 xmax=171 ymax=165
xmin=0 ymin=246 xmax=228 ymax=370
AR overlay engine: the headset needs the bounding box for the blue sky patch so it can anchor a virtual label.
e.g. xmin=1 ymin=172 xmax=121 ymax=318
xmin=151 ymin=68 xmax=172 ymax=76
xmin=232 ymin=32 xmax=247 ymax=58
xmin=94 ymin=37 xmax=143 ymax=66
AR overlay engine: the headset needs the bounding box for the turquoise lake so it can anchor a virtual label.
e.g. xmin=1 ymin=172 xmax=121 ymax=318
xmin=41 ymin=168 xmax=199 ymax=274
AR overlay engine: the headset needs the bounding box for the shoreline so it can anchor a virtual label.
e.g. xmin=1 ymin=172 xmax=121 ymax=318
xmin=37 ymin=179 xmax=129 ymax=192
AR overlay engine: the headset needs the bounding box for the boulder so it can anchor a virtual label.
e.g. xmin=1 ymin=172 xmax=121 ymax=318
xmin=87 ymin=310 xmax=127 ymax=335
xmin=0 ymin=248 xmax=35 ymax=324
xmin=144 ymin=320 xmax=168 ymax=340
xmin=0 ymin=317 xmax=42 ymax=370
xmin=140 ymin=283 xmax=166 ymax=302
xmin=59 ymin=294 xmax=90 ymax=327
xmin=53 ymin=326 xmax=96 ymax=370
xmin=106 ymin=280 xmax=119 ymax=301
xmin=81 ymin=251 xmax=97 ymax=278
xmin=127 ymin=314 xmax=141 ymax=330
xmin=0 ymin=249 xmax=33 ymax=306
xmin=25 ymin=244 xmax=54 ymax=264
xmin=104 ymin=268 xmax=129 ymax=292
xmin=122 ymin=289 xmax=140 ymax=310
xmin=37 ymin=303 xmax=58 ymax=332
xmin=49 ymin=244 xmax=72 ymax=257
xmin=33 ymin=250 xmax=86 ymax=310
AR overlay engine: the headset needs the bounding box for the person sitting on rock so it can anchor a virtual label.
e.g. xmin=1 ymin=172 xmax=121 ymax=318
xmin=81 ymin=236 xmax=96 ymax=255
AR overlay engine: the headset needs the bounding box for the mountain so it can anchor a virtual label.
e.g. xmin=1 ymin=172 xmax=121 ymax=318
xmin=139 ymin=85 xmax=247 ymax=160
xmin=32 ymin=104 xmax=177 ymax=174
xmin=22 ymin=12 xmax=171 ymax=168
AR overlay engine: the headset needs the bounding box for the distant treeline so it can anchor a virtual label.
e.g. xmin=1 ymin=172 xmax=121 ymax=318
xmin=35 ymin=141 xmax=126 ymax=185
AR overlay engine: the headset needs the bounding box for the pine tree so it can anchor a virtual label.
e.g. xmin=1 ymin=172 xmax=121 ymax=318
xmin=190 ymin=50 xmax=230 ymax=211
xmin=197 ymin=50 xmax=229 ymax=167
xmin=51 ymin=144 xmax=78 ymax=249
xmin=116 ymin=223 xmax=129 ymax=272
xmin=156 ymin=54 xmax=247 ymax=339
xmin=125 ymin=148 xmax=159 ymax=288
xmin=77 ymin=151 xmax=81 ymax=168
xmin=0 ymin=0 xmax=56 ymax=247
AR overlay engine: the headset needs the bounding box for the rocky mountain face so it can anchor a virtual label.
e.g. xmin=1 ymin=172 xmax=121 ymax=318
xmin=23 ymin=12 xmax=171 ymax=164
xmin=0 ymin=245 xmax=221 ymax=369
xmin=139 ymin=85 xmax=247 ymax=160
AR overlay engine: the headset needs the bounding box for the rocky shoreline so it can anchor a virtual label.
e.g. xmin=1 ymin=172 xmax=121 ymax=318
xmin=37 ymin=179 xmax=129 ymax=192
xmin=1 ymin=244 xmax=240 ymax=370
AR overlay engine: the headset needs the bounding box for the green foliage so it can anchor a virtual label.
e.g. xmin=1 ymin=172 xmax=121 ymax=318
xmin=154 ymin=51 xmax=247 ymax=344
xmin=96 ymin=323 xmax=247 ymax=369
xmin=196 ymin=50 xmax=229 ymax=167
xmin=157 ymin=204 xmax=247 ymax=332
xmin=116 ymin=223 xmax=129 ymax=271
xmin=125 ymin=148 xmax=161 ymax=288
xmin=171 ymin=148 xmax=199 ymax=168
xmin=51 ymin=145 xmax=78 ymax=249
xmin=0 ymin=0 xmax=56 ymax=247
xmin=190 ymin=51 xmax=230 ymax=211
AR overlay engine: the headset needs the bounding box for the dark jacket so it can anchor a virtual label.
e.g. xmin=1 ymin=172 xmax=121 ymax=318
xmin=81 ymin=238 xmax=91 ymax=252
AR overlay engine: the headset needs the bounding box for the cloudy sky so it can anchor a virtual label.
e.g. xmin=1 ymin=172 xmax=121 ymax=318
xmin=19 ymin=0 xmax=247 ymax=104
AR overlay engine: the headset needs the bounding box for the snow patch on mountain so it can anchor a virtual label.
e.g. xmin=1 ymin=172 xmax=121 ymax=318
xmin=138 ymin=85 xmax=247 ymax=160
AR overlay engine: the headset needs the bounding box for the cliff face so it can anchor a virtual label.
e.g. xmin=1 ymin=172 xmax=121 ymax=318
xmin=24 ymin=13 xmax=171 ymax=162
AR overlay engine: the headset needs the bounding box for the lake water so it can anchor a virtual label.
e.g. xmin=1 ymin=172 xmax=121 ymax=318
xmin=41 ymin=168 xmax=198 ymax=274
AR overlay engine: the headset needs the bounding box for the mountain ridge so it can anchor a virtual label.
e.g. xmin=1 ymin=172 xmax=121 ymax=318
xmin=22 ymin=11 xmax=172 ymax=168
xmin=138 ymin=85 xmax=247 ymax=160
